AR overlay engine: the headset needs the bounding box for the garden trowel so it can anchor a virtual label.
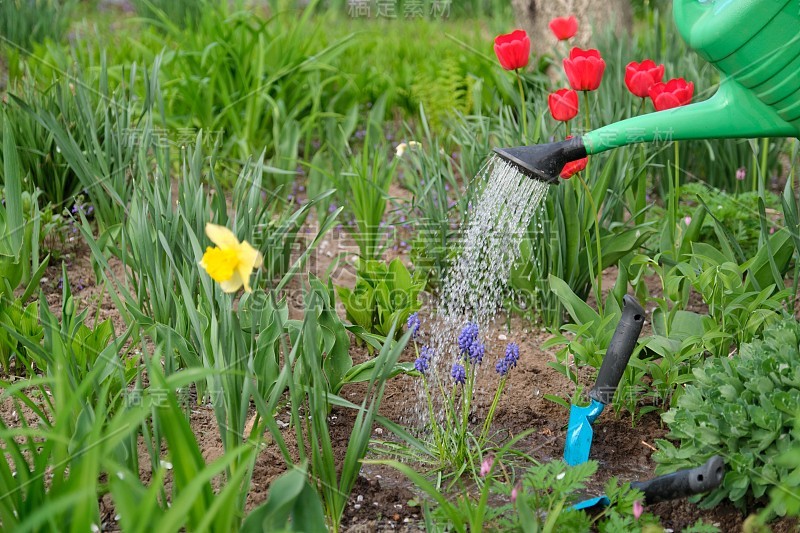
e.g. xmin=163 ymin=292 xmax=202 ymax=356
xmin=573 ymin=455 xmax=725 ymax=510
xmin=564 ymin=294 xmax=645 ymax=466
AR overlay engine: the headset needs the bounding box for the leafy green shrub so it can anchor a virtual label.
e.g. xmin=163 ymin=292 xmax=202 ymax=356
xmin=0 ymin=298 xmax=42 ymax=374
xmin=337 ymin=258 xmax=424 ymax=340
xmin=655 ymin=319 xmax=800 ymax=512
xmin=648 ymin=182 xmax=783 ymax=260
xmin=762 ymin=415 xmax=800 ymax=519
xmin=378 ymin=454 xmax=669 ymax=533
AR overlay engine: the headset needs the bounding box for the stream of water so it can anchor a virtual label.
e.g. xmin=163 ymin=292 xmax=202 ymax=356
xmin=413 ymin=154 xmax=551 ymax=427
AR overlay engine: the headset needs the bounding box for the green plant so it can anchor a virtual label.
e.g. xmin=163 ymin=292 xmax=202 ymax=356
xmin=130 ymin=0 xmax=206 ymax=29
xmin=650 ymin=182 xmax=782 ymax=261
xmin=654 ymin=319 xmax=800 ymax=512
xmin=254 ymin=281 xmax=412 ymax=532
xmin=374 ymin=451 xmax=657 ymax=533
xmin=161 ymin=1 xmax=354 ymax=162
xmin=0 ymin=270 xmax=143 ymax=531
xmin=339 ymin=117 xmax=398 ymax=261
xmin=0 ymin=0 xmax=75 ymax=54
xmin=287 ymin=275 xmax=414 ymax=395
xmin=336 ymin=258 xmax=424 ymax=340
xmin=0 ymin=297 xmax=41 ymax=375
xmin=0 ymin=117 xmax=49 ymax=299
xmin=760 ymin=415 xmax=800 ymax=520
xmin=400 ymin=108 xmax=469 ymax=288
xmin=240 ymin=464 xmax=327 ymax=532
xmin=12 ymin=58 xmax=159 ymax=229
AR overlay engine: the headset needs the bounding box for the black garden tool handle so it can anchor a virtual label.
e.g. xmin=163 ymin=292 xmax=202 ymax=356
xmin=631 ymin=456 xmax=725 ymax=505
xmin=589 ymin=295 xmax=645 ymax=404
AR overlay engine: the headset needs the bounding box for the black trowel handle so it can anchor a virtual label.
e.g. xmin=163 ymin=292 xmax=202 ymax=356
xmin=631 ymin=456 xmax=725 ymax=505
xmin=589 ymin=295 xmax=645 ymax=404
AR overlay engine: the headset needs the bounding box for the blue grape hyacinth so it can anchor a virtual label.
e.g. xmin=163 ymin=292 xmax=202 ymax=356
xmin=414 ymin=345 xmax=434 ymax=375
xmin=458 ymin=322 xmax=479 ymax=353
xmin=407 ymin=312 xmax=421 ymax=340
xmin=458 ymin=322 xmax=485 ymax=365
xmin=495 ymin=342 xmax=521 ymax=377
xmin=505 ymin=342 xmax=520 ymax=368
xmin=451 ymin=363 xmax=466 ymax=385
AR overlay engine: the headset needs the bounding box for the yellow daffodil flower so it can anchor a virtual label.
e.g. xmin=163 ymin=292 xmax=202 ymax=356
xmin=199 ymin=223 xmax=263 ymax=293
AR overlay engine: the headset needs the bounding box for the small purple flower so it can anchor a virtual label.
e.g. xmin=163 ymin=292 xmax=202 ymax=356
xmin=451 ymin=363 xmax=466 ymax=385
xmin=407 ymin=312 xmax=421 ymax=340
xmin=415 ymin=345 xmax=434 ymax=375
xmin=505 ymin=343 xmax=520 ymax=368
xmin=458 ymin=322 xmax=479 ymax=353
xmin=467 ymin=340 xmax=485 ymax=365
xmin=496 ymin=343 xmax=520 ymax=377
xmin=736 ymin=167 xmax=747 ymax=181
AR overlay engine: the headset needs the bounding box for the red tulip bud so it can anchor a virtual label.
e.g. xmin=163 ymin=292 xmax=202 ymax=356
xmin=548 ymin=88 xmax=579 ymax=122
xmin=625 ymin=60 xmax=665 ymax=98
xmin=649 ymin=78 xmax=694 ymax=111
xmin=494 ymin=30 xmax=531 ymax=71
xmin=549 ymin=16 xmax=578 ymax=41
xmin=563 ymin=47 xmax=605 ymax=91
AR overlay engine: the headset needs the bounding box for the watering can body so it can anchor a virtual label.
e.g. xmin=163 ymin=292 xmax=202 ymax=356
xmin=583 ymin=0 xmax=800 ymax=155
xmin=494 ymin=0 xmax=800 ymax=181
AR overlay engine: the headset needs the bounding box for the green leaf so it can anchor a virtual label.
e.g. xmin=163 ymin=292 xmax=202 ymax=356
xmin=241 ymin=465 xmax=326 ymax=532
xmin=548 ymin=274 xmax=600 ymax=326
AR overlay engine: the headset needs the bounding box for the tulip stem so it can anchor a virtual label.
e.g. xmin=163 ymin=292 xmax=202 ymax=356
xmin=637 ymin=97 xmax=645 ymax=116
xmin=576 ymin=172 xmax=603 ymax=314
xmin=759 ymin=136 xmax=768 ymax=197
xmin=582 ymin=90 xmax=592 ymax=134
xmin=673 ymin=140 xmax=680 ymax=257
xmin=516 ymin=69 xmax=528 ymax=142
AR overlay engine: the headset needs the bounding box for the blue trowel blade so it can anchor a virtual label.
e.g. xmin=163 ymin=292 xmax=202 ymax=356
xmin=563 ymin=399 xmax=605 ymax=466
xmin=572 ymin=495 xmax=610 ymax=511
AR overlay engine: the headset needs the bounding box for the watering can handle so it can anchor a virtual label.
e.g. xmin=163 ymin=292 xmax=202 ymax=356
xmin=672 ymin=0 xmax=711 ymax=29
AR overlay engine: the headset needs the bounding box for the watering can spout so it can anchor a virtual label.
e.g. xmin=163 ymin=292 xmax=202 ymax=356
xmin=494 ymin=80 xmax=798 ymax=183
xmin=492 ymin=137 xmax=586 ymax=184
xmin=581 ymin=80 xmax=798 ymax=155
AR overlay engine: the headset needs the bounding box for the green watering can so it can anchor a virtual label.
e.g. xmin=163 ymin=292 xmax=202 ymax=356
xmin=494 ymin=0 xmax=800 ymax=183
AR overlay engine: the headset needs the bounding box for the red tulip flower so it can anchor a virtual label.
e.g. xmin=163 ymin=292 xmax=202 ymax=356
xmin=548 ymin=88 xmax=579 ymax=122
xmin=625 ymin=60 xmax=665 ymax=98
xmin=494 ymin=30 xmax=531 ymax=71
xmin=560 ymin=135 xmax=588 ymax=179
xmin=549 ymin=16 xmax=578 ymax=41
xmin=649 ymin=78 xmax=694 ymax=111
xmin=563 ymin=47 xmax=605 ymax=91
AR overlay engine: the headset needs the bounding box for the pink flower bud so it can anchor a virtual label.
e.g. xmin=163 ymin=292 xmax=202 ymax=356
xmin=480 ymin=456 xmax=494 ymax=477
xmin=633 ymin=500 xmax=644 ymax=520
